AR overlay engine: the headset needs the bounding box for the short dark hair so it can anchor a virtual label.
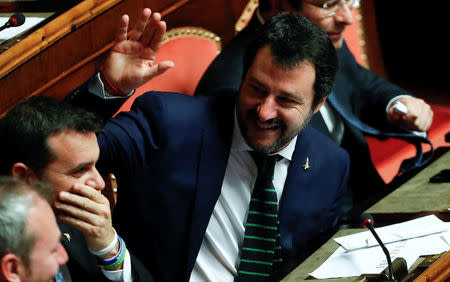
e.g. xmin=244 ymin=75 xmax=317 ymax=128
xmin=286 ymin=0 xmax=302 ymax=11
xmin=242 ymin=12 xmax=338 ymax=108
xmin=0 ymin=96 xmax=102 ymax=175
xmin=258 ymin=0 xmax=303 ymax=12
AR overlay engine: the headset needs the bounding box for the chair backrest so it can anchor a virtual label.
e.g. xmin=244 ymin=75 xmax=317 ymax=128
xmin=115 ymin=26 xmax=222 ymax=113
xmin=344 ymin=0 xmax=386 ymax=77
xmin=235 ymin=0 xmax=259 ymax=33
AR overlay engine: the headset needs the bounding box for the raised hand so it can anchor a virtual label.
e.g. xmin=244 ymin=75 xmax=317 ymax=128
xmin=102 ymin=8 xmax=174 ymax=95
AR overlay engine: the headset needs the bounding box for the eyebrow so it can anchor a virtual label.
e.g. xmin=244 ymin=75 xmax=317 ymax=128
xmin=249 ymin=77 xmax=304 ymax=103
xmin=248 ymin=77 xmax=268 ymax=90
xmin=69 ymin=161 xmax=95 ymax=174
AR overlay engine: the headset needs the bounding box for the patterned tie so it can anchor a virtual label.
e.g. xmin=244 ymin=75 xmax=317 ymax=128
xmin=237 ymin=152 xmax=282 ymax=281
xmin=327 ymin=93 xmax=434 ymax=172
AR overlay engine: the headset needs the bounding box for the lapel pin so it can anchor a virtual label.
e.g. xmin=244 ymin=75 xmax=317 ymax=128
xmin=302 ymin=157 xmax=310 ymax=170
xmin=63 ymin=233 xmax=71 ymax=242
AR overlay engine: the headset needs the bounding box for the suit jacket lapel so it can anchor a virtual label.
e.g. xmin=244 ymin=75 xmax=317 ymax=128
xmin=59 ymin=223 xmax=104 ymax=280
xmin=185 ymin=97 xmax=235 ymax=278
xmin=278 ymin=127 xmax=319 ymax=246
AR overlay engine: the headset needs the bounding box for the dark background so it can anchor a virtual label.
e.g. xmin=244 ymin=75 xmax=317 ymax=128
xmin=375 ymin=2 xmax=448 ymax=104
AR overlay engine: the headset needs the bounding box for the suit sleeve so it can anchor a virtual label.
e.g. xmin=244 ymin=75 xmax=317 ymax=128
xmin=337 ymin=42 xmax=413 ymax=129
xmin=130 ymin=253 xmax=154 ymax=282
xmin=65 ymin=74 xmax=127 ymax=122
xmin=95 ymin=93 xmax=167 ymax=180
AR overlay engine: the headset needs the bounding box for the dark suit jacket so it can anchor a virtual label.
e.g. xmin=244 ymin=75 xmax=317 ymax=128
xmin=59 ymin=223 xmax=153 ymax=281
xmin=94 ymin=92 xmax=350 ymax=281
xmin=195 ymin=14 xmax=413 ymax=207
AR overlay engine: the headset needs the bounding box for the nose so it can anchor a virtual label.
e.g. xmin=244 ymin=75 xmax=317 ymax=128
xmin=257 ymin=96 xmax=277 ymax=121
xmin=86 ymin=168 xmax=105 ymax=191
xmin=57 ymin=243 xmax=69 ymax=265
xmin=334 ymin=3 xmax=354 ymax=25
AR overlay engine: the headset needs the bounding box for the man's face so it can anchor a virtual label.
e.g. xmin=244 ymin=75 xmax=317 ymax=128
xmin=237 ymin=45 xmax=323 ymax=154
xmin=22 ymin=196 xmax=68 ymax=282
xmin=280 ymin=0 xmax=355 ymax=49
xmin=40 ymin=130 xmax=105 ymax=193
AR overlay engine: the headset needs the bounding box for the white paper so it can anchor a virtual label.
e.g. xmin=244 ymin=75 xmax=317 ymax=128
xmin=311 ymin=231 xmax=450 ymax=279
xmin=0 ymin=17 xmax=46 ymax=41
xmin=334 ymin=215 xmax=449 ymax=251
xmin=310 ymin=215 xmax=450 ymax=279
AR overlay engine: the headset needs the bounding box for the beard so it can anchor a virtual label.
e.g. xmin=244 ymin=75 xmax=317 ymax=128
xmin=237 ymin=105 xmax=314 ymax=155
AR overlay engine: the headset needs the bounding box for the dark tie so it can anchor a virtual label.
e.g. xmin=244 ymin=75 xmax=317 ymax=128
xmin=237 ymin=152 xmax=282 ymax=281
xmin=327 ymin=92 xmax=434 ymax=172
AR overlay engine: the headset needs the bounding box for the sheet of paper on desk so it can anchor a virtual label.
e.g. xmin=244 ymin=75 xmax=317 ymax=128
xmin=335 ymin=215 xmax=449 ymax=251
xmin=0 ymin=17 xmax=46 ymax=41
xmin=310 ymin=215 xmax=450 ymax=279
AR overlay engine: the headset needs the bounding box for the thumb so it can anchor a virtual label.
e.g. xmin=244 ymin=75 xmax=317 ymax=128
xmin=145 ymin=60 xmax=174 ymax=80
xmin=156 ymin=60 xmax=175 ymax=74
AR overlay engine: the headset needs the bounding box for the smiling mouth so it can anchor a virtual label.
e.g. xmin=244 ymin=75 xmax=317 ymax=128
xmin=255 ymin=119 xmax=282 ymax=130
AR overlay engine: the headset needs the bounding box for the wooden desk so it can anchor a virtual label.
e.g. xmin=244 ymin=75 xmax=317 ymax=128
xmin=282 ymin=229 xmax=445 ymax=282
xmin=282 ymin=229 xmax=363 ymax=282
xmin=366 ymin=151 xmax=450 ymax=222
xmin=283 ymin=152 xmax=450 ymax=281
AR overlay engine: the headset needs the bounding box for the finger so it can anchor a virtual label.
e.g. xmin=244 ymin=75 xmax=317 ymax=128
xmin=140 ymin=12 xmax=160 ymax=46
xmin=58 ymin=192 xmax=100 ymax=214
xmin=419 ymin=104 xmax=433 ymax=131
xmin=415 ymin=111 xmax=432 ymax=132
xmin=414 ymin=116 xmax=426 ymax=131
xmin=139 ymin=60 xmax=174 ymax=83
xmin=115 ymin=14 xmax=129 ymax=43
xmin=387 ymin=107 xmax=403 ymax=123
xmin=423 ymin=110 xmax=433 ymax=131
xmin=150 ymin=19 xmax=166 ymax=52
xmin=58 ymin=190 xmax=109 ymax=215
xmin=72 ymin=184 xmax=109 ymax=205
xmin=141 ymin=13 xmax=165 ymax=50
xmin=57 ymin=214 xmax=105 ymax=238
xmin=58 ymin=213 xmax=115 ymax=252
xmin=129 ymin=8 xmax=152 ymax=41
xmin=401 ymin=112 xmax=416 ymax=127
xmin=55 ymin=201 xmax=101 ymax=226
xmin=156 ymin=60 xmax=175 ymax=74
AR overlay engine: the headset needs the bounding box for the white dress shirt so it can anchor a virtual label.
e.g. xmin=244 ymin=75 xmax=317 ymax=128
xmin=189 ymin=111 xmax=296 ymax=281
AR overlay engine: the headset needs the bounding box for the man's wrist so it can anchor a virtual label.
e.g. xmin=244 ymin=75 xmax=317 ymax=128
xmin=88 ymin=228 xmax=119 ymax=256
xmin=97 ymin=233 xmax=127 ymax=271
xmin=100 ymin=68 xmax=128 ymax=96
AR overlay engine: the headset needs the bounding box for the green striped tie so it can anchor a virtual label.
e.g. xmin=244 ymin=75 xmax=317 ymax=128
xmin=237 ymin=152 xmax=282 ymax=281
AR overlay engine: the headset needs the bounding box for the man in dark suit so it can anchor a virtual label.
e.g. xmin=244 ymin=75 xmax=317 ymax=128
xmin=195 ymin=0 xmax=434 ymax=213
xmin=0 ymin=97 xmax=152 ymax=281
xmin=74 ymin=13 xmax=350 ymax=281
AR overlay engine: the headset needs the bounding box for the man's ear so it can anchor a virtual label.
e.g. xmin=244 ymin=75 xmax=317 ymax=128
xmin=11 ymin=163 xmax=36 ymax=183
xmin=1 ymin=253 xmax=25 ymax=282
xmin=312 ymin=96 xmax=327 ymax=114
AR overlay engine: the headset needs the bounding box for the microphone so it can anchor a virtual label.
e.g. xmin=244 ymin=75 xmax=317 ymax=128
xmin=360 ymin=213 xmax=397 ymax=281
xmin=0 ymin=13 xmax=26 ymax=32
